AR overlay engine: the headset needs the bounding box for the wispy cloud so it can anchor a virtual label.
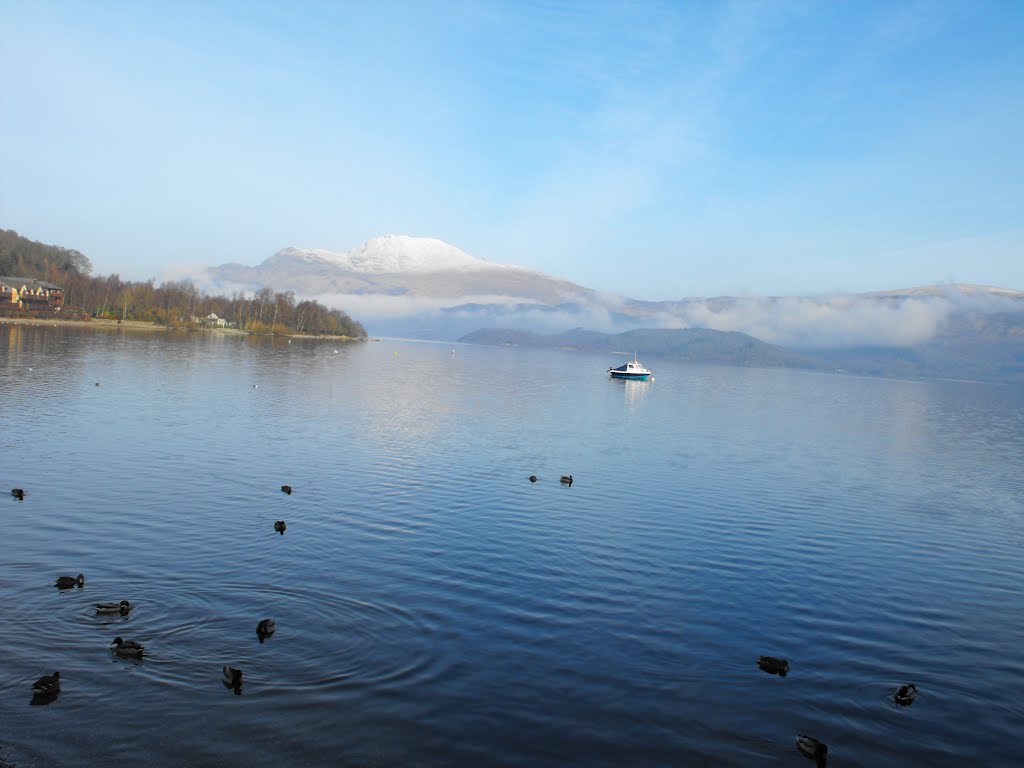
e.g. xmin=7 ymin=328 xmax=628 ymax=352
xmin=3 ymin=2 xmax=1020 ymax=297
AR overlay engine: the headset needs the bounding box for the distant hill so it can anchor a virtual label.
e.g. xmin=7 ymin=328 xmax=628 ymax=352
xmin=460 ymin=327 xmax=822 ymax=370
xmin=461 ymin=311 xmax=1024 ymax=384
xmin=801 ymin=307 xmax=1024 ymax=382
xmin=0 ymin=228 xmax=93 ymax=278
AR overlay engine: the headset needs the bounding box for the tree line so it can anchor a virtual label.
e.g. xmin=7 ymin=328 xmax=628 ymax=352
xmin=1 ymin=229 xmax=366 ymax=338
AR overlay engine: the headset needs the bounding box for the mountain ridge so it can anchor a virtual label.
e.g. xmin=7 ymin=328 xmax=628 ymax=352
xmin=205 ymin=233 xmax=1024 ymax=308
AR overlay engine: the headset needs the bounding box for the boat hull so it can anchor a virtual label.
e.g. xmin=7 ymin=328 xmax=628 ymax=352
xmin=609 ymin=371 xmax=650 ymax=380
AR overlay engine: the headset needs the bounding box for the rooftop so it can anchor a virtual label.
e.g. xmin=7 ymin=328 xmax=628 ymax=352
xmin=0 ymin=276 xmax=64 ymax=291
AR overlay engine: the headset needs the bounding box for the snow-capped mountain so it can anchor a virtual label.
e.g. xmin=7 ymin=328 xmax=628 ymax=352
xmin=206 ymin=234 xmax=596 ymax=306
xmin=271 ymin=235 xmax=495 ymax=274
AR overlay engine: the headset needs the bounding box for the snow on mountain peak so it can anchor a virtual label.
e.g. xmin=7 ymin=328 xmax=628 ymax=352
xmin=275 ymin=235 xmax=490 ymax=274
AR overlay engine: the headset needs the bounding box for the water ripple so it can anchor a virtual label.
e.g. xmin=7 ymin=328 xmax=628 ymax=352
xmin=2 ymin=327 xmax=1024 ymax=768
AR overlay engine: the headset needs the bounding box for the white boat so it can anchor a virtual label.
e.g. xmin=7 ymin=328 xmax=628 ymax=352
xmin=608 ymin=354 xmax=651 ymax=380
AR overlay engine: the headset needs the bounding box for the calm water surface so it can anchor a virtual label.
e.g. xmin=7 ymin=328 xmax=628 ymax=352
xmin=1 ymin=323 xmax=1022 ymax=766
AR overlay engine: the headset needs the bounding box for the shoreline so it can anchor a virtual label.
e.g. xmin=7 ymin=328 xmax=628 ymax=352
xmin=0 ymin=316 xmax=362 ymax=341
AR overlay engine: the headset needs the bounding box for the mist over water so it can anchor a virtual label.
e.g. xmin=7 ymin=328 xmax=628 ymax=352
xmin=1 ymin=324 xmax=1023 ymax=767
xmin=320 ymin=283 xmax=1024 ymax=350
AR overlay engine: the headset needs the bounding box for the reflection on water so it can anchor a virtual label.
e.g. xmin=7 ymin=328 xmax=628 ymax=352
xmin=1 ymin=324 xmax=1023 ymax=767
xmin=613 ymin=376 xmax=651 ymax=412
xmin=29 ymin=692 xmax=60 ymax=707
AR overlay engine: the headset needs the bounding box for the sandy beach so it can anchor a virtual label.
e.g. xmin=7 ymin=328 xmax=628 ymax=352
xmin=1 ymin=317 xmax=172 ymax=332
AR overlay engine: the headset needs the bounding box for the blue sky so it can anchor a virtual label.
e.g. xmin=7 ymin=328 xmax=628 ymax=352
xmin=2 ymin=1 xmax=1022 ymax=299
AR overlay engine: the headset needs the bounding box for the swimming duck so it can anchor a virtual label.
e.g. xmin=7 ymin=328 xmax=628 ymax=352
xmin=796 ymin=735 xmax=828 ymax=767
xmin=96 ymin=600 xmax=132 ymax=615
xmin=281 ymin=485 xmax=292 ymax=495
xmin=529 ymin=475 xmax=537 ymax=483
xmin=560 ymin=475 xmax=573 ymax=486
xmin=757 ymin=655 xmax=789 ymax=676
xmin=274 ymin=520 xmax=287 ymax=534
xmin=55 ymin=573 xmax=85 ymax=589
xmin=31 ymin=671 xmax=60 ymax=696
xmin=895 ymin=683 xmax=918 ymax=706
xmin=11 ymin=488 xmax=25 ymax=500
xmin=111 ymin=636 xmax=144 ymax=657
xmin=256 ymin=618 xmax=276 ymax=637
xmin=222 ymin=665 xmax=243 ymax=689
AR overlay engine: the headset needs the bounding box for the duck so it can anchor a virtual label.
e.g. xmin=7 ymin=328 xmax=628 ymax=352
xmin=529 ymin=475 xmax=538 ymax=483
xmin=222 ymin=665 xmax=243 ymax=689
xmin=55 ymin=573 xmax=85 ymax=589
xmin=11 ymin=488 xmax=25 ymax=500
xmin=796 ymin=735 xmax=828 ymax=767
xmin=280 ymin=485 xmax=292 ymax=495
xmin=274 ymin=520 xmax=287 ymax=534
xmin=256 ymin=618 xmax=276 ymax=637
xmin=31 ymin=671 xmax=61 ymax=696
xmin=96 ymin=600 xmax=132 ymax=615
xmin=757 ymin=655 xmax=789 ymax=676
xmin=560 ymin=475 xmax=573 ymax=486
xmin=895 ymin=683 xmax=918 ymax=706
xmin=111 ymin=636 xmax=144 ymax=657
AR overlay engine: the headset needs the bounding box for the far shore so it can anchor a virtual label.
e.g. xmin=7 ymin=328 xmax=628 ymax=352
xmin=0 ymin=315 xmax=363 ymax=341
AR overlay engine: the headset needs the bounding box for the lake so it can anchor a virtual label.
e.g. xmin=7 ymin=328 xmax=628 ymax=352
xmin=1 ymin=322 xmax=1022 ymax=767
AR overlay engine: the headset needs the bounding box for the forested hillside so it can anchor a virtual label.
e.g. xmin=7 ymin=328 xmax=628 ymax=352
xmin=0 ymin=228 xmax=93 ymax=278
xmin=0 ymin=229 xmax=366 ymax=338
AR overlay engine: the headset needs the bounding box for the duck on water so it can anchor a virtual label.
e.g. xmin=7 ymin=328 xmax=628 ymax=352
xmin=55 ymin=573 xmax=85 ymax=589
xmin=895 ymin=683 xmax=918 ymax=705
xmin=32 ymin=671 xmax=60 ymax=696
xmin=797 ymin=735 xmax=828 ymax=766
xmin=222 ymin=665 xmax=243 ymax=693
xmin=111 ymin=637 xmax=144 ymax=657
xmin=257 ymin=618 xmax=276 ymax=641
xmin=96 ymin=600 xmax=132 ymax=615
xmin=757 ymin=655 xmax=789 ymax=676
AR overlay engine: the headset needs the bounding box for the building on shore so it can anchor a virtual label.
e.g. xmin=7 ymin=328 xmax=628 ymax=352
xmin=0 ymin=277 xmax=65 ymax=311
